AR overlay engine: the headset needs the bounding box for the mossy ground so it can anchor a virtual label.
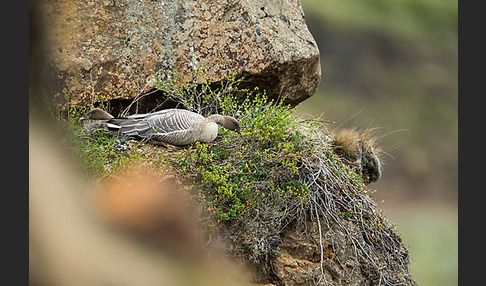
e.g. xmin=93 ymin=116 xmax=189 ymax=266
xmin=57 ymin=75 xmax=416 ymax=285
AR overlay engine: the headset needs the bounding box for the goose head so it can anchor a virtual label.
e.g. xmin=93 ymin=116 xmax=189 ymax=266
xmin=208 ymin=115 xmax=241 ymax=134
xmin=80 ymin=108 xmax=114 ymax=120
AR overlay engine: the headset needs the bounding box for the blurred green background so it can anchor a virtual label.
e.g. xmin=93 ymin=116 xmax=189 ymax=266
xmin=296 ymin=1 xmax=458 ymax=285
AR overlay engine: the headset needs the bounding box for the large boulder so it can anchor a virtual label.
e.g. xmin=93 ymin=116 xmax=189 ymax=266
xmin=36 ymin=0 xmax=321 ymax=108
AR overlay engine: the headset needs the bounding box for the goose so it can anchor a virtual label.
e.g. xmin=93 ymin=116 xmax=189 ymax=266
xmin=80 ymin=108 xmax=241 ymax=146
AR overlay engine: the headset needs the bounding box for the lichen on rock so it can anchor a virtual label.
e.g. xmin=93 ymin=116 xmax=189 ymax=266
xmin=37 ymin=0 xmax=321 ymax=108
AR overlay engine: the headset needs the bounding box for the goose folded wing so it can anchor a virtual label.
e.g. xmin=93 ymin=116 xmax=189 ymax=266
xmin=145 ymin=110 xmax=201 ymax=142
xmin=107 ymin=109 xmax=202 ymax=142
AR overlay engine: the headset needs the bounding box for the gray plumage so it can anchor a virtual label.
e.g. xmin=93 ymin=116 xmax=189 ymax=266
xmin=80 ymin=108 xmax=241 ymax=146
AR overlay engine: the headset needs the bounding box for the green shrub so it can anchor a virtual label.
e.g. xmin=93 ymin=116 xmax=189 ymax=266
xmin=173 ymin=89 xmax=312 ymax=221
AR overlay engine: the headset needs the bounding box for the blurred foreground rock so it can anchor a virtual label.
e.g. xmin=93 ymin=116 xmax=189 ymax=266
xmin=36 ymin=0 xmax=321 ymax=108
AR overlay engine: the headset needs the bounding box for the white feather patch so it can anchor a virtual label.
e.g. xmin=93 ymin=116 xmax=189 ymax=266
xmin=106 ymin=123 xmax=121 ymax=129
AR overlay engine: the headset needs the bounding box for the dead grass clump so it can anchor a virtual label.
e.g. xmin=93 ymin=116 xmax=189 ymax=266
xmin=299 ymin=124 xmax=415 ymax=285
xmin=331 ymin=128 xmax=383 ymax=184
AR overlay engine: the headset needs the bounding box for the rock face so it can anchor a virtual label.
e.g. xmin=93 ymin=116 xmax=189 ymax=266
xmin=256 ymin=218 xmax=416 ymax=286
xmin=37 ymin=0 xmax=321 ymax=108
